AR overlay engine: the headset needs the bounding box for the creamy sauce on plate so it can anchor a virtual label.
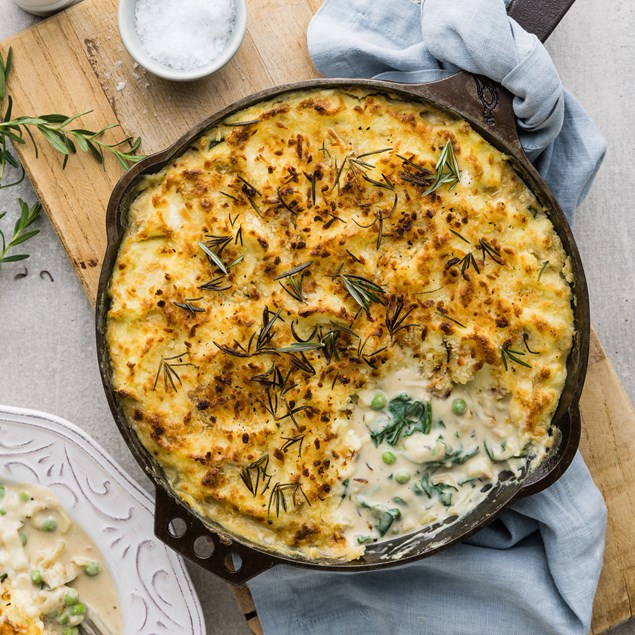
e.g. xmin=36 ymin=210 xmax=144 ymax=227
xmin=0 ymin=482 xmax=122 ymax=634
xmin=337 ymin=367 xmax=547 ymax=546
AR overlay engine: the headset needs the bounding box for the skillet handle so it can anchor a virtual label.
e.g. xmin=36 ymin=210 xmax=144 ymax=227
xmin=153 ymin=487 xmax=278 ymax=585
xmin=403 ymin=73 xmax=524 ymax=158
xmin=507 ymin=0 xmax=576 ymax=43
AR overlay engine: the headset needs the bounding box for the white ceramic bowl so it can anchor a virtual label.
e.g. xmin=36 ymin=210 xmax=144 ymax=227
xmin=117 ymin=0 xmax=248 ymax=82
xmin=0 ymin=405 xmax=206 ymax=635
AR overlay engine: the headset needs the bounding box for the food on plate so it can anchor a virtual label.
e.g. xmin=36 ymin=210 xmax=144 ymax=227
xmin=0 ymin=482 xmax=121 ymax=634
xmin=105 ymin=88 xmax=574 ymax=560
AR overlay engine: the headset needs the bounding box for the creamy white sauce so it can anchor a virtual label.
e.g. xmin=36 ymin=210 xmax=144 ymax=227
xmin=0 ymin=482 xmax=122 ymax=634
xmin=336 ymin=367 xmax=545 ymax=547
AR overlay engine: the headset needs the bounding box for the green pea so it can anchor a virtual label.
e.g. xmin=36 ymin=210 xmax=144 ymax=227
xmin=19 ymin=491 xmax=30 ymax=503
xmin=56 ymin=611 xmax=70 ymax=625
xmin=30 ymin=569 xmax=42 ymax=585
xmin=62 ymin=628 xmax=79 ymax=635
xmin=0 ymin=509 xmax=6 ymax=516
xmin=64 ymin=589 xmax=79 ymax=606
xmin=382 ymin=451 xmax=396 ymax=465
xmin=84 ymin=561 xmax=100 ymax=577
xmin=70 ymin=602 xmax=86 ymax=617
xmin=46 ymin=609 xmax=60 ymax=620
xmin=19 ymin=532 xmax=27 ymax=546
xmin=40 ymin=517 xmax=57 ymax=532
xmin=395 ymin=470 xmax=410 ymax=484
xmin=370 ymin=392 xmax=387 ymax=410
xmin=451 ymin=398 xmax=467 ymax=416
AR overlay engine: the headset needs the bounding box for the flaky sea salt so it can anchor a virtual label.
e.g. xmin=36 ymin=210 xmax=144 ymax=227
xmin=135 ymin=0 xmax=236 ymax=71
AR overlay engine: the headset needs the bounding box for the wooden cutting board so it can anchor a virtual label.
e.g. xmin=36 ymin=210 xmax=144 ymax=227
xmin=1 ymin=1 xmax=634 ymax=632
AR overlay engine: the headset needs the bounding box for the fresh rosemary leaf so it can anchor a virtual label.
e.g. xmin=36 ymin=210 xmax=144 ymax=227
xmin=0 ymin=199 xmax=41 ymax=265
xmin=198 ymin=241 xmax=228 ymax=275
xmin=339 ymin=273 xmax=386 ymax=316
xmin=500 ymin=346 xmax=532 ymax=370
xmin=421 ymin=140 xmax=461 ymax=196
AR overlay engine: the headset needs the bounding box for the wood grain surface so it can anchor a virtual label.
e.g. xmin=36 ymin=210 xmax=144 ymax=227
xmin=1 ymin=0 xmax=633 ymax=632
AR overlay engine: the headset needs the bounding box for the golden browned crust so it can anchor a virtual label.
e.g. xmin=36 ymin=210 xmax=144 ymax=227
xmin=106 ymin=88 xmax=574 ymax=560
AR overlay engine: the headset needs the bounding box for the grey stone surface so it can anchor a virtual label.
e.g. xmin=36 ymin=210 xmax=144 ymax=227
xmin=0 ymin=0 xmax=633 ymax=633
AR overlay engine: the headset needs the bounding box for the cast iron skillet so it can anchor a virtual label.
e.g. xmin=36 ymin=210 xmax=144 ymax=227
xmin=95 ymin=0 xmax=587 ymax=584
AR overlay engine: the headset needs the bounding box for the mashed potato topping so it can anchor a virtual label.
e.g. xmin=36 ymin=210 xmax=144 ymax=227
xmin=106 ymin=88 xmax=574 ymax=560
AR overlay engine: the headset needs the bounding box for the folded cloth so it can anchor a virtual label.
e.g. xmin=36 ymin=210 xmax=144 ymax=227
xmin=247 ymin=1 xmax=607 ymax=633
xmin=306 ymin=0 xmax=606 ymax=221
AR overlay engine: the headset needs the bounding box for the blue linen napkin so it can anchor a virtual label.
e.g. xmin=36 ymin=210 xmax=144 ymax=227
xmin=247 ymin=1 xmax=608 ymax=633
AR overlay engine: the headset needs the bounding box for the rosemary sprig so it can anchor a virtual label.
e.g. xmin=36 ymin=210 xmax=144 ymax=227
xmin=237 ymin=175 xmax=262 ymax=217
xmin=500 ymin=345 xmax=532 ymax=370
xmin=281 ymin=433 xmax=305 ymax=457
xmin=274 ymin=260 xmax=313 ymax=302
xmin=0 ymin=199 xmax=40 ymax=264
xmin=385 ymin=299 xmax=417 ymax=338
xmin=522 ymin=332 xmax=540 ymax=355
xmin=173 ymin=297 xmax=205 ymax=315
xmin=198 ymin=241 xmax=228 ymax=275
xmin=152 ymin=352 xmax=197 ymax=393
xmin=1 ymin=49 xmax=142 ymax=169
xmin=239 ymin=454 xmax=272 ymax=497
xmin=338 ymin=273 xmax=386 ymax=316
xmin=199 ymin=275 xmax=232 ymax=292
xmin=421 ymin=140 xmax=460 ymax=196
xmin=398 ymin=153 xmax=433 ymax=188
xmin=436 ymin=309 xmax=466 ymax=329
xmin=478 ymin=238 xmax=503 ymax=265
xmin=458 ymin=251 xmax=480 ymax=275
xmin=268 ymin=482 xmax=310 ymax=518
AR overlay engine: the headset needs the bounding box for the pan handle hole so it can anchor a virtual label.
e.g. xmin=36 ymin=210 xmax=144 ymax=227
xmin=224 ymin=552 xmax=243 ymax=573
xmin=167 ymin=517 xmax=188 ymax=539
xmin=193 ymin=535 xmax=215 ymax=559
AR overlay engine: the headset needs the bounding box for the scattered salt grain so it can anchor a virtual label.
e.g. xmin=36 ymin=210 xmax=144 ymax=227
xmin=134 ymin=0 xmax=236 ymax=71
xmin=116 ymin=81 xmax=127 ymax=91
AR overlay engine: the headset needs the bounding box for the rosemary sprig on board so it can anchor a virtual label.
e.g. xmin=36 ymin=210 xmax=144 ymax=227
xmin=152 ymin=352 xmax=197 ymax=393
xmin=1 ymin=47 xmax=142 ymax=170
xmin=0 ymin=199 xmax=40 ymax=264
xmin=239 ymin=454 xmax=272 ymax=497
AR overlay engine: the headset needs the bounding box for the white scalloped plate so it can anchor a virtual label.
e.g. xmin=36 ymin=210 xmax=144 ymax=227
xmin=0 ymin=405 xmax=206 ymax=635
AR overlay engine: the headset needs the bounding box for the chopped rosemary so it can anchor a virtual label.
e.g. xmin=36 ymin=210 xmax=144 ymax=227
xmin=268 ymin=482 xmax=310 ymax=518
xmin=421 ymin=140 xmax=461 ymax=196
xmin=281 ymin=434 xmax=305 ymax=457
xmin=436 ymin=309 xmax=466 ymax=329
xmin=199 ymin=276 xmax=232 ymax=292
xmin=478 ymin=238 xmax=503 ymax=265
xmin=522 ymin=332 xmax=540 ymax=355
xmin=385 ymin=299 xmax=417 ymax=338
xmin=338 ymin=273 xmax=386 ymax=316
xmin=500 ymin=346 xmax=532 ymax=370
xmin=173 ymin=297 xmax=205 ymax=314
xmin=152 ymin=352 xmax=197 ymax=393
xmin=274 ymin=261 xmax=312 ymax=302
xmin=198 ymin=241 xmax=228 ymax=275
xmin=239 ymin=454 xmax=272 ymax=497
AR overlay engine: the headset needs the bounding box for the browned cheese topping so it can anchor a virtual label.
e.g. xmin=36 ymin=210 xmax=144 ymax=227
xmin=106 ymin=88 xmax=574 ymax=560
